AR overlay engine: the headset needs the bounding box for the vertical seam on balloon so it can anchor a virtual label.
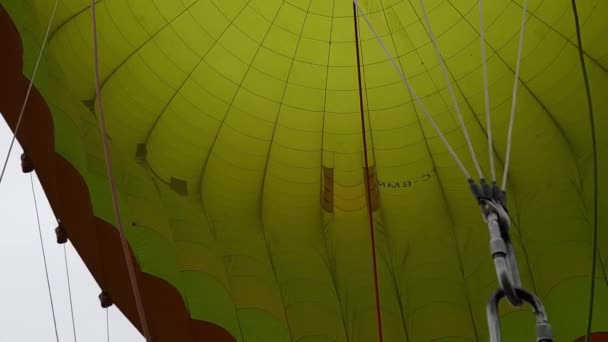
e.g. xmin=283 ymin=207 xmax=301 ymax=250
xmin=190 ymin=1 xmax=279 ymax=339
xmin=320 ymin=0 xmax=337 ymax=215
xmin=509 ymin=197 xmax=539 ymax=294
xmin=257 ymin=0 xmax=315 ymax=207
xmin=318 ymin=0 xmax=353 ymax=340
xmin=571 ymin=1 xmax=599 ymax=341
xmin=196 ymin=0 xmax=283 ymax=191
xmin=255 ymin=1 xmax=317 ymax=340
xmin=196 ymin=1 xmax=297 ymax=340
xmin=320 ymin=1 xmax=335 ymax=213
xmin=372 ymin=1 xmax=421 ymax=340
xmin=91 ymin=0 xmax=152 ymax=339
xmin=136 ymin=0 xmax=258 ymax=224
xmin=179 ymin=223 xmax=247 ymax=338
xmin=97 ymin=0 xmax=206 ymax=99
xmin=149 ymin=0 xmax=257 ymax=182
xmin=391 ymin=1 xmax=483 ymax=339
xmin=509 ymin=0 xmax=607 ymax=74
xmin=46 ymin=0 xmax=103 ymax=44
xmin=352 ymin=4 xmax=384 ymax=342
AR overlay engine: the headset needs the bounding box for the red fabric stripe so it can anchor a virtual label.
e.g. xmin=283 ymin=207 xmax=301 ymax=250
xmin=352 ymin=3 xmax=384 ymax=342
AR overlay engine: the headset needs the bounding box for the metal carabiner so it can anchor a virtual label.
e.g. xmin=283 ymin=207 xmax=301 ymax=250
xmin=487 ymin=288 xmax=553 ymax=342
xmin=483 ymin=201 xmax=523 ymax=306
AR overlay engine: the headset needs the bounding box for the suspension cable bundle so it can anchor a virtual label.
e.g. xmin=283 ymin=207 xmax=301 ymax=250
xmin=470 ymin=179 xmax=553 ymax=342
xmin=353 ymin=0 xmax=555 ymax=340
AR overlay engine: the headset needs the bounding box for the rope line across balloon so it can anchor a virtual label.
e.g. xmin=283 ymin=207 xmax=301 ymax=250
xmin=418 ymin=0 xmax=485 ymax=181
xmin=3 ymin=2 xmax=89 ymax=340
xmin=478 ymin=0 xmax=496 ymax=183
xmin=352 ymin=4 xmax=385 ymax=341
xmin=91 ymin=0 xmax=153 ymax=340
xmin=503 ymin=0 xmax=529 ymax=190
xmin=0 ymin=0 xmax=60 ymax=187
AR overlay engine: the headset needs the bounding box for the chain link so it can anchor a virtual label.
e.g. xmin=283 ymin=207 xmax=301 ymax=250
xmin=470 ymin=179 xmax=554 ymax=342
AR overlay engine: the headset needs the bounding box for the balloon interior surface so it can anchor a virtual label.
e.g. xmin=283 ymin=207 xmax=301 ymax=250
xmin=0 ymin=0 xmax=607 ymax=341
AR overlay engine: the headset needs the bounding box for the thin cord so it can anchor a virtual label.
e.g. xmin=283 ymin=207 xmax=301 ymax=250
xmin=64 ymin=244 xmax=78 ymax=341
xmin=418 ymin=0 xmax=484 ymax=180
xmin=570 ymin=1 xmax=599 ymax=341
xmin=501 ymin=0 xmax=528 ymax=190
xmin=478 ymin=0 xmax=496 ymax=182
xmin=353 ymin=0 xmax=471 ymax=180
xmin=30 ymin=174 xmax=60 ymax=342
xmin=353 ymin=4 xmax=384 ymax=342
xmin=106 ymin=308 xmax=110 ymax=342
xmin=90 ymin=1 xmax=152 ymax=340
xmin=0 ymin=0 xmax=60 ymax=186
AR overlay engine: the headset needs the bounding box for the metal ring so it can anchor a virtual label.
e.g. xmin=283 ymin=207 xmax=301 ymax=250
xmin=486 ymin=288 xmax=553 ymax=342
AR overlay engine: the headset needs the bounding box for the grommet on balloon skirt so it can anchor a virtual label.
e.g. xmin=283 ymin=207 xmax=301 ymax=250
xmin=99 ymin=291 xmax=113 ymax=308
xmin=55 ymin=225 xmax=68 ymax=244
xmin=21 ymin=153 xmax=33 ymax=173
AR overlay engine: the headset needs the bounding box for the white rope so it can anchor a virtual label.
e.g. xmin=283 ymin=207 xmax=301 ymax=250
xmin=353 ymin=0 xmax=472 ymax=179
xmin=0 ymin=0 xmax=60 ymax=186
xmin=478 ymin=0 xmax=496 ymax=182
xmin=90 ymin=1 xmax=152 ymax=340
xmin=501 ymin=0 xmax=528 ymax=190
xmin=106 ymin=308 xmax=110 ymax=342
xmin=63 ymin=244 xmax=78 ymax=342
xmin=419 ymin=0 xmax=484 ymax=180
xmin=31 ymin=174 xmax=60 ymax=342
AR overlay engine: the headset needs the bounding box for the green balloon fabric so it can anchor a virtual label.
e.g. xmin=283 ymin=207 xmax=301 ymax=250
xmin=2 ymin=0 xmax=607 ymax=341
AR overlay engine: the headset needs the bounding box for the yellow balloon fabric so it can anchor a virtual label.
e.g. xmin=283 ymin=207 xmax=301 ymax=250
xmin=2 ymin=0 xmax=607 ymax=341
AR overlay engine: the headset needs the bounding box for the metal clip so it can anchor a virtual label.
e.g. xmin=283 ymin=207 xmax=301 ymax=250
xmin=482 ymin=199 xmax=522 ymax=306
xmin=487 ymin=288 xmax=553 ymax=342
xmin=474 ymin=182 xmax=552 ymax=341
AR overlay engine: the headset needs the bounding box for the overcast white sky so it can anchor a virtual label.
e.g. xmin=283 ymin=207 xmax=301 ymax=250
xmin=0 ymin=117 xmax=144 ymax=342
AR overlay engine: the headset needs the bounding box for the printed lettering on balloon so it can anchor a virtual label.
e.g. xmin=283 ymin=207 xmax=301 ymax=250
xmin=377 ymin=173 xmax=431 ymax=189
